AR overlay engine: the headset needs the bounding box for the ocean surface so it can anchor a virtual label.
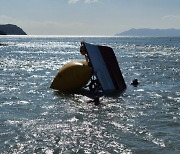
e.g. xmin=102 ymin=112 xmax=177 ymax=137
xmin=0 ymin=36 xmax=179 ymax=154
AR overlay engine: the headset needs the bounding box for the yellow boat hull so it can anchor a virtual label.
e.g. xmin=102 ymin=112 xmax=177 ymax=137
xmin=50 ymin=61 xmax=92 ymax=92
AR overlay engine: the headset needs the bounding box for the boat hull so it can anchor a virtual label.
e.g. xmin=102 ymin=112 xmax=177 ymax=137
xmin=84 ymin=42 xmax=126 ymax=93
xmin=50 ymin=61 xmax=93 ymax=92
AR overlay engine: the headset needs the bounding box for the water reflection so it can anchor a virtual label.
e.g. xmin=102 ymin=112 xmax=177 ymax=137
xmin=0 ymin=36 xmax=179 ymax=153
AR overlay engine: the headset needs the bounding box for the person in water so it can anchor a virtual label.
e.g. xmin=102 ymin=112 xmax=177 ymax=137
xmin=87 ymin=96 xmax=100 ymax=106
xmin=80 ymin=42 xmax=90 ymax=64
xmin=131 ymin=79 xmax=139 ymax=86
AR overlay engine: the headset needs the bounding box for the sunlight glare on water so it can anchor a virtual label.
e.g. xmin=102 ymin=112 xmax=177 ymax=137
xmin=0 ymin=36 xmax=180 ymax=153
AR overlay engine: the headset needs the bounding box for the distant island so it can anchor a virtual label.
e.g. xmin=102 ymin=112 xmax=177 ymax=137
xmin=0 ymin=30 xmax=7 ymax=35
xmin=116 ymin=28 xmax=180 ymax=37
xmin=0 ymin=24 xmax=27 ymax=35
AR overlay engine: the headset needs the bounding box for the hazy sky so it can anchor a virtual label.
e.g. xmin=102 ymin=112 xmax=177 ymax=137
xmin=0 ymin=0 xmax=180 ymax=35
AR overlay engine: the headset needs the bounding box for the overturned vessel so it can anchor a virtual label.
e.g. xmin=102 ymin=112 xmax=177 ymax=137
xmin=50 ymin=42 xmax=126 ymax=94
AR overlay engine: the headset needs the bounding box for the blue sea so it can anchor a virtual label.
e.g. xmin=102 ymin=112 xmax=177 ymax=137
xmin=0 ymin=36 xmax=179 ymax=154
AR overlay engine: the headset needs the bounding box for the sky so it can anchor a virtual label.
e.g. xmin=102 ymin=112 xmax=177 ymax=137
xmin=0 ymin=0 xmax=180 ymax=35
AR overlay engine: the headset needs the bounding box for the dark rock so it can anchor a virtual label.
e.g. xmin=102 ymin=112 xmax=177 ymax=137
xmin=0 ymin=30 xmax=7 ymax=35
xmin=0 ymin=24 xmax=27 ymax=35
xmin=0 ymin=43 xmax=8 ymax=46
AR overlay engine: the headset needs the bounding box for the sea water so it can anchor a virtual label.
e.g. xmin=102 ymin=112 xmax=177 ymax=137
xmin=0 ymin=36 xmax=179 ymax=154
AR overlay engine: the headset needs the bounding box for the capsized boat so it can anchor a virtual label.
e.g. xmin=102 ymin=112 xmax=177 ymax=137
xmin=50 ymin=42 xmax=126 ymax=94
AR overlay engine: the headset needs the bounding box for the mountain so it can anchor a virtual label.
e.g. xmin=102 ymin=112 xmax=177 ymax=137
xmin=0 ymin=24 xmax=27 ymax=35
xmin=0 ymin=30 xmax=7 ymax=35
xmin=116 ymin=28 xmax=180 ymax=37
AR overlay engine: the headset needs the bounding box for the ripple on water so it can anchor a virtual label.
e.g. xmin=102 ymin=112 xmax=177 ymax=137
xmin=0 ymin=36 xmax=180 ymax=153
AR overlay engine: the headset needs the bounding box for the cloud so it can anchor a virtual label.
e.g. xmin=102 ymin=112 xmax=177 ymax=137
xmin=162 ymin=15 xmax=180 ymax=20
xmin=84 ymin=0 xmax=99 ymax=3
xmin=68 ymin=0 xmax=80 ymax=4
xmin=68 ymin=0 xmax=99 ymax=4
xmin=0 ymin=15 xmax=14 ymax=24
